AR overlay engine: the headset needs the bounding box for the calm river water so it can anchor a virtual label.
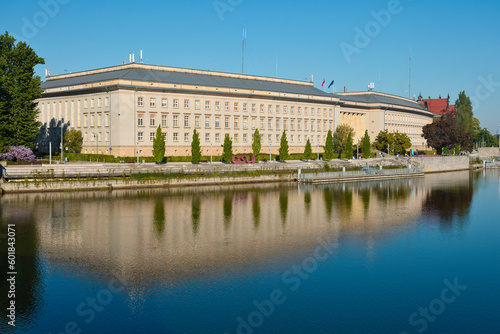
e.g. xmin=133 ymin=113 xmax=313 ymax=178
xmin=1 ymin=170 xmax=499 ymax=334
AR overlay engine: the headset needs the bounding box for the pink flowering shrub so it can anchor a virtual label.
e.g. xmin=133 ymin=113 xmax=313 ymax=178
xmin=0 ymin=146 xmax=36 ymax=162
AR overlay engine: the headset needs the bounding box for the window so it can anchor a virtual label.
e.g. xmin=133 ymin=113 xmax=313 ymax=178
xmin=268 ymin=119 xmax=272 ymax=130
xmin=298 ymin=107 xmax=301 ymax=115
xmin=268 ymin=134 xmax=272 ymax=142
xmin=298 ymin=135 xmax=301 ymax=142
xmin=305 ymin=107 xmax=308 ymax=115
xmin=105 ymin=132 xmax=109 ymax=141
xmin=243 ymin=103 xmax=248 ymax=112
xmin=260 ymin=104 xmax=264 ymax=113
xmin=162 ymin=133 xmax=167 ymax=141
xmin=311 ymin=121 xmax=314 ymax=131
xmin=317 ymin=120 xmax=321 ymax=131
xmin=225 ymin=102 xmax=229 ymax=111
xmin=98 ymin=114 xmax=102 ymax=126
xmin=138 ymin=97 xmax=143 ymax=107
xmin=150 ymin=115 xmax=155 ymax=127
xmin=105 ymin=97 xmax=109 ymax=107
xmin=173 ymin=133 xmax=178 ymax=141
xmin=162 ymin=115 xmax=167 ymax=127
xmin=215 ymin=117 xmax=220 ymax=128
xmin=276 ymin=105 xmax=280 ymax=113
xmin=311 ymin=108 xmax=315 ymax=116
xmin=173 ymin=115 xmax=178 ymax=127
xmin=291 ymin=135 xmax=294 ymax=142
xmin=150 ymin=98 xmax=156 ymax=107
xmin=105 ymin=114 xmax=110 ymax=127
xmin=234 ymin=103 xmax=238 ymax=111
xmin=162 ymin=99 xmax=167 ymax=107
xmin=90 ymin=114 xmax=95 ymax=126
xmin=291 ymin=120 xmax=294 ymax=130
xmin=205 ymin=101 xmax=210 ymax=110
xmin=184 ymin=116 xmax=189 ymax=127
xmin=268 ymin=105 xmax=272 ymax=113
xmin=91 ymin=99 xmax=95 ymax=108
xmin=184 ymin=133 xmax=189 ymax=142
xmin=234 ymin=118 xmax=239 ymax=128
xmin=98 ymin=98 xmax=102 ymax=107
xmin=243 ymin=134 xmax=247 ymax=142
xmin=252 ymin=104 xmax=256 ymax=112
xmin=276 ymin=119 xmax=280 ymax=130
xmin=305 ymin=120 xmax=308 ymax=130
xmin=276 ymin=134 xmax=279 ymax=142
xmin=205 ymin=133 xmax=210 ymax=142
xmin=150 ymin=132 xmax=155 ymax=141
xmin=284 ymin=119 xmax=287 ymax=130
xmin=84 ymin=100 xmax=88 ymax=109
xmin=195 ymin=100 xmax=200 ymax=109
xmin=184 ymin=100 xmax=189 ymax=109
xmin=195 ymin=116 xmax=200 ymax=128
xmin=284 ymin=106 xmax=287 ymax=114
xmin=252 ymin=118 xmax=256 ymax=129
xmin=243 ymin=118 xmax=247 ymax=129
xmin=215 ymin=101 xmax=220 ymax=110
xmin=173 ymin=99 xmax=179 ymax=108
xmin=261 ymin=119 xmax=264 ymax=129
xmin=138 ymin=132 xmax=143 ymax=141
xmin=225 ymin=117 xmax=229 ymax=128
xmin=205 ymin=116 xmax=210 ymax=128
xmin=215 ymin=133 xmax=220 ymax=142
xmin=298 ymin=120 xmax=302 ymax=130
xmin=234 ymin=134 xmax=239 ymax=142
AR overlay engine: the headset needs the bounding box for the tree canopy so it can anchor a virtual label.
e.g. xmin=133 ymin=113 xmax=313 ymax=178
xmin=373 ymin=130 xmax=395 ymax=153
xmin=333 ymin=124 xmax=355 ymax=158
xmin=0 ymin=32 xmax=45 ymax=150
xmin=345 ymin=133 xmax=353 ymax=159
xmin=475 ymin=128 xmax=499 ymax=147
xmin=153 ymin=126 xmax=165 ymax=163
xmin=191 ymin=129 xmax=201 ymax=163
xmin=455 ymin=91 xmax=473 ymax=134
xmin=63 ymin=129 xmax=83 ymax=153
xmin=252 ymin=129 xmax=261 ymax=157
xmin=422 ymin=116 xmax=473 ymax=154
xmin=222 ymin=134 xmax=233 ymax=163
xmin=279 ymin=131 xmax=289 ymax=161
xmin=303 ymin=138 xmax=313 ymax=160
xmin=323 ymin=130 xmax=334 ymax=160
xmin=361 ymin=130 xmax=371 ymax=158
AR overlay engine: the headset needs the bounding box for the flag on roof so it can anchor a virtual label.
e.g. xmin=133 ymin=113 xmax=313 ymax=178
xmin=321 ymin=79 xmax=325 ymax=87
xmin=328 ymin=80 xmax=334 ymax=89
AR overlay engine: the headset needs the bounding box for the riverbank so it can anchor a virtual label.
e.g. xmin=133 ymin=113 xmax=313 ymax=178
xmin=0 ymin=156 xmax=475 ymax=194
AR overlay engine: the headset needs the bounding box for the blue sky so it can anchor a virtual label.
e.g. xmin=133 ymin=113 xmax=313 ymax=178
xmin=1 ymin=0 xmax=499 ymax=133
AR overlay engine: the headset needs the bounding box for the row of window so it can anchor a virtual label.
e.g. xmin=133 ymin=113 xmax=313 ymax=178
xmin=137 ymin=97 xmax=332 ymax=116
xmin=138 ymin=115 xmax=334 ymax=132
xmin=137 ymin=131 xmax=325 ymax=144
xmin=84 ymin=132 xmax=110 ymax=142
xmin=386 ymin=113 xmax=427 ymax=124
xmin=82 ymin=113 xmax=110 ymax=127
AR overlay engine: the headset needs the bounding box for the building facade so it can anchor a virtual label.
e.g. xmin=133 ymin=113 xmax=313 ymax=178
xmin=37 ymin=63 xmax=434 ymax=157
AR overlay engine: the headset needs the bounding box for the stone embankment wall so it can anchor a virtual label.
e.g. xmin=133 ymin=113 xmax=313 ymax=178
xmin=409 ymin=156 xmax=469 ymax=172
xmin=477 ymin=147 xmax=500 ymax=159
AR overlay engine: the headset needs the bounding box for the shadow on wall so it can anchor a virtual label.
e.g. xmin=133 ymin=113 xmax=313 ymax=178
xmin=35 ymin=119 xmax=70 ymax=155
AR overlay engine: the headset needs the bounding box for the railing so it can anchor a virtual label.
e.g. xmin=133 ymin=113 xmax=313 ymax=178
xmin=298 ymin=168 xmax=424 ymax=180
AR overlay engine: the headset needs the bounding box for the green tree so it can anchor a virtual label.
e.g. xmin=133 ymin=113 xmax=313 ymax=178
xmin=222 ymin=134 xmax=233 ymax=163
xmin=63 ymin=129 xmax=83 ymax=153
xmin=191 ymin=129 xmax=201 ymax=163
xmin=345 ymin=133 xmax=353 ymax=159
xmin=333 ymin=124 xmax=355 ymax=158
xmin=279 ymin=131 xmax=289 ymax=161
xmin=455 ymin=91 xmax=473 ymax=134
xmin=303 ymin=138 xmax=313 ymax=160
xmin=0 ymin=32 xmax=45 ymax=150
xmin=373 ymin=130 xmax=395 ymax=153
xmin=475 ymin=128 xmax=499 ymax=147
xmin=252 ymin=128 xmax=261 ymax=157
xmin=471 ymin=117 xmax=481 ymax=136
xmin=393 ymin=132 xmax=412 ymax=154
xmin=361 ymin=130 xmax=371 ymax=158
xmin=323 ymin=130 xmax=334 ymax=160
xmin=152 ymin=126 xmax=165 ymax=163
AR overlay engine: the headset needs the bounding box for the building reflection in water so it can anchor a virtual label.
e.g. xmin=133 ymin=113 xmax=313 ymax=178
xmin=0 ymin=170 xmax=480 ymax=327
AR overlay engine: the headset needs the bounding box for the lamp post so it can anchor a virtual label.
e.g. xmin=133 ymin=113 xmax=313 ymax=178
xmin=60 ymin=118 xmax=64 ymax=163
xmin=317 ymin=142 xmax=319 ymax=160
xmin=210 ymin=143 xmax=212 ymax=164
xmin=357 ymin=144 xmax=359 ymax=159
xmin=269 ymin=143 xmax=272 ymax=162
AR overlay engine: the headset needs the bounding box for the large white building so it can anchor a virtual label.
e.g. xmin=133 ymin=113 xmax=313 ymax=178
xmin=36 ymin=63 xmax=433 ymax=157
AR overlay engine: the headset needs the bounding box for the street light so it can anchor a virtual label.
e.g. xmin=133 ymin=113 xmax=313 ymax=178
xmin=210 ymin=143 xmax=212 ymax=164
xmin=269 ymin=143 xmax=272 ymax=162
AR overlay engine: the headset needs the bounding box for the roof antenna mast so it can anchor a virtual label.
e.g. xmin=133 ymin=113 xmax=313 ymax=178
xmin=409 ymin=48 xmax=412 ymax=99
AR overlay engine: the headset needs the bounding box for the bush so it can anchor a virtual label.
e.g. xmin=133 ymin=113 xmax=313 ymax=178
xmin=0 ymin=146 xmax=36 ymax=162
